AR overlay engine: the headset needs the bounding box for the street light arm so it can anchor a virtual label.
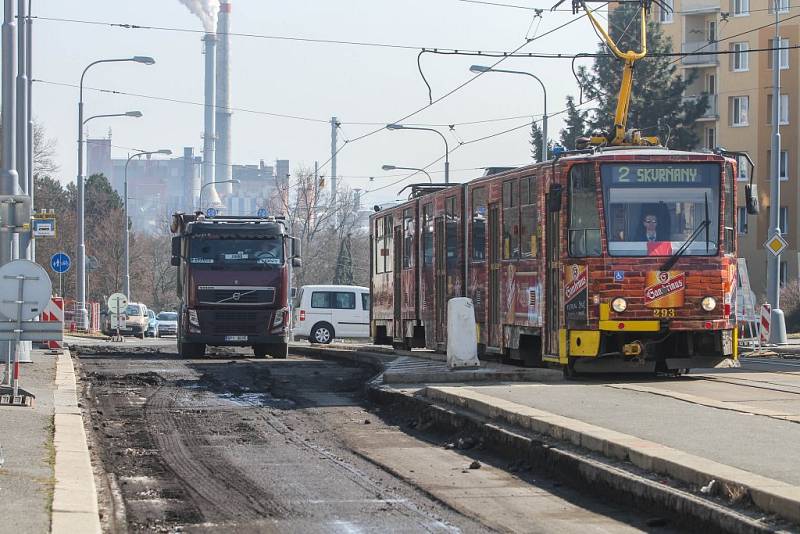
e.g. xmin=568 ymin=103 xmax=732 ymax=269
xmin=83 ymin=112 xmax=141 ymax=126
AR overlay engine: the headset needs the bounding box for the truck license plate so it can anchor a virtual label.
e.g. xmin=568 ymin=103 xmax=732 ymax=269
xmin=225 ymin=335 xmax=248 ymax=341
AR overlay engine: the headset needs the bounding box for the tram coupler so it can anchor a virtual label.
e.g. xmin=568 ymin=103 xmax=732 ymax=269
xmin=622 ymin=341 xmax=644 ymax=357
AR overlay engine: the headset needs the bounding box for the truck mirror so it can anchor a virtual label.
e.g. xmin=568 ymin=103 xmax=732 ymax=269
xmin=745 ymin=183 xmax=759 ymax=215
xmin=548 ymin=183 xmax=562 ymax=213
xmin=291 ymin=237 xmax=302 ymax=259
xmin=292 ymin=257 xmax=302 ymax=268
xmin=171 ymin=236 xmax=181 ymax=266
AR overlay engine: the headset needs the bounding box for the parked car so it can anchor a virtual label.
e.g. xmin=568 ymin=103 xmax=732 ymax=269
xmin=292 ymin=285 xmax=370 ymax=344
xmin=156 ymin=311 xmax=178 ymax=337
xmin=123 ymin=303 xmax=149 ymax=339
xmin=145 ymin=309 xmax=157 ymax=337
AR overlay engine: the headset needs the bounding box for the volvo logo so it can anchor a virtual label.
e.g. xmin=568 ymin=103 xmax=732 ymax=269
xmin=232 ymin=292 xmax=241 ymax=301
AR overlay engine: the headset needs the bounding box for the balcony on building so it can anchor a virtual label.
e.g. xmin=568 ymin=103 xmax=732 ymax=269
xmin=682 ymin=93 xmax=718 ymax=121
xmin=680 ymin=0 xmax=720 ymax=14
xmin=681 ymin=40 xmax=718 ymax=66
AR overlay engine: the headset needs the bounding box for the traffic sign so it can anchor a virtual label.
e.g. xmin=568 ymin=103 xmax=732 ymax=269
xmin=50 ymin=252 xmax=71 ymax=274
xmin=32 ymin=218 xmax=56 ymax=237
xmin=206 ymin=207 xmax=217 ymax=217
xmin=0 ymin=260 xmax=52 ymax=322
xmin=257 ymin=208 xmax=268 ymax=217
xmin=764 ymin=234 xmax=788 ymax=257
xmin=107 ymin=293 xmax=128 ymax=313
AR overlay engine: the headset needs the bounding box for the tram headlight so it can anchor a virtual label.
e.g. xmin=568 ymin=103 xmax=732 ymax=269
xmin=611 ymin=298 xmax=627 ymax=313
xmin=701 ymin=297 xmax=717 ymax=312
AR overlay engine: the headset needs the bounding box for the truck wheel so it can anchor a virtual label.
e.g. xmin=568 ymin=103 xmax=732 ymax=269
xmin=311 ymin=323 xmax=334 ymax=344
xmin=253 ymin=344 xmax=268 ymax=358
xmin=269 ymin=342 xmax=288 ymax=359
xmin=178 ymin=340 xmax=205 ymax=358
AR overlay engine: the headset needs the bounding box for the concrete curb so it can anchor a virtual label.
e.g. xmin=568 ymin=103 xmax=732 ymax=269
xmin=424 ymin=386 xmax=800 ymax=526
xmin=51 ymin=350 xmax=101 ymax=534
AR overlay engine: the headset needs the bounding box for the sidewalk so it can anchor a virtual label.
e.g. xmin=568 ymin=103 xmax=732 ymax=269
xmin=0 ymin=349 xmax=56 ymax=533
xmin=0 ymin=348 xmax=100 ymax=534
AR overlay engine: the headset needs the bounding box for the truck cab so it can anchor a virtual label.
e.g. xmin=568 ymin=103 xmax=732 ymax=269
xmin=170 ymin=212 xmax=301 ymax=358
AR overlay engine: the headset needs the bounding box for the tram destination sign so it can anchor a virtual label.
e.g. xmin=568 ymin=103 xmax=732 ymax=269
xmin=602 ymin=163 xmax=718 ymax=186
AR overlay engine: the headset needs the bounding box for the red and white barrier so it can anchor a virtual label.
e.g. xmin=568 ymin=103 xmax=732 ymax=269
xmin=40 ymin=297 xmax=64 ymax=351
xmin=759 ymin=303 xmax=771 ymax=344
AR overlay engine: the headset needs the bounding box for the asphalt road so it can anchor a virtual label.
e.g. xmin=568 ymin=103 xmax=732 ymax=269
xmin=74 ymin=340 xmax=681 ymax=533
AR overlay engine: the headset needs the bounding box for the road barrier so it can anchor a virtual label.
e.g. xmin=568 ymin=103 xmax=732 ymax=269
xmin=40 ymin=297 xmax=64 ymax=352
xmin=760 ymin=303 xmax=771 ymax=344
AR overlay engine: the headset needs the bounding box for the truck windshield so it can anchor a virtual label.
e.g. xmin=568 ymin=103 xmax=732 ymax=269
xmin=189 ymin=237 xmax=284 ymax=267
xmin=601 ymin=163 xmax=720 ymax=257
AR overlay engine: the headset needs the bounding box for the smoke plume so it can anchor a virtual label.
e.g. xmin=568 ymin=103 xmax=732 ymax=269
xmin=177 ymin=0 xmax=220 ymax=32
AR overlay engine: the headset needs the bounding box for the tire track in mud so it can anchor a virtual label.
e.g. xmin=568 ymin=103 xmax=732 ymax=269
xmin=144 ymin=385 xmax=293 ymax=522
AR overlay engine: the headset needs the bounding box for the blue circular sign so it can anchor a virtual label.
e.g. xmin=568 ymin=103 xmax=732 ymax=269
xmin=206 ymin=207 xmax=218 ymax=218
xmin=50 ymin=252 xmax=71 ymax=274
xmin=257 ymin=208 xmax=268 ymax=217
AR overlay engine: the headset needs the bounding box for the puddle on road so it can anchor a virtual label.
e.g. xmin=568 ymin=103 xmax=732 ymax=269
xmin=219 ymin=391 xmax=296 ymax=409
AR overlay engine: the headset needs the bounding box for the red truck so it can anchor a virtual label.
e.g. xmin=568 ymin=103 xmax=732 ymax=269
xmin=170 ymin=212 xmax=301 ymax=358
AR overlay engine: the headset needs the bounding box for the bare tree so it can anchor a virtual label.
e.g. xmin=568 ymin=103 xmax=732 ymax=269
xmin=132 ymin=223 xmax=178 ymax=311
xmin=33 ymin=120 xmax=58 ymax=178
xmin=270 ymin=167 xmax=368 ymax=288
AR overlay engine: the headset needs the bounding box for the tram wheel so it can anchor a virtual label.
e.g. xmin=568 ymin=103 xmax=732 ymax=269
xmin=563 ymin=360 xmax=579 ymax=379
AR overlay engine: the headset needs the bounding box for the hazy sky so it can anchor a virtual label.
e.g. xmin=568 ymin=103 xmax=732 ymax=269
xmin=32 ymin=0 xmax=602 ymax=205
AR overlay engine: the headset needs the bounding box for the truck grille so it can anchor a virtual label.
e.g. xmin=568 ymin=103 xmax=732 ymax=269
xmin=203 ymin=310 xmax=268 ymax=335
xmin=197 ymin=286 xmax=276 ymax=306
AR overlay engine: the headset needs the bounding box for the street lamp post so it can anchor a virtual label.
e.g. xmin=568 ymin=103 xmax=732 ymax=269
xmin=198 ymin=179 xmax=239 ymax=211
xmin=385 ymin=124 xmax=449 ymax=183
xmin=381 ymin=164 xmax=432 ymax=183
xmin=83 ymin=110 xmax=142 ymax=128
xmin=76 ymin=55 xmax=154 ymax=329
xmin=123 ymin=148 xmax=171 ymax=299
xmin=470 ymin=65 xmax=548 ymax=161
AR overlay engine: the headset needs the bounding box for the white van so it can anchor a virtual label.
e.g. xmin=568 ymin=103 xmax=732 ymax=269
xmin=293 ymin=285 xmax=370 ymax=344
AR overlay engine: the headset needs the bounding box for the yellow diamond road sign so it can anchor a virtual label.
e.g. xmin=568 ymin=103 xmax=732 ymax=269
xmin=765 ymin=234 xmax=788 ymax=257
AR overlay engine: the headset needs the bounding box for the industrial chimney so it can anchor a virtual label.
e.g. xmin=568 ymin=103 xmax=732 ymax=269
xmin=201 ymin=32 xmax=216 ymax=206
xmin=215 ymin=1 xmax=233 ymax=195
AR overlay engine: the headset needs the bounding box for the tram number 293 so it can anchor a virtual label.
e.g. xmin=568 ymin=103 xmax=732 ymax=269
xmin=653 ymin=308 xmax=676 ymax=318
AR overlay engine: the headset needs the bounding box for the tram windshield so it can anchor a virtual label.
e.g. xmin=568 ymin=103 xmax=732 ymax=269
xmin=601 ymin=163 xmax=720 ymax=257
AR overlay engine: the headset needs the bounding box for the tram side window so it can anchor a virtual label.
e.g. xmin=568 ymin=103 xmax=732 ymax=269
xmin=569 ymin=164 xmax=602 ymax=257
xmin=403 ymin=208 xmax=414 ymax=269
xmin=471 ymin=187 xmax=487 ymax=261
xmin=445 ymin=196 xmax=459 ymax=268
xmin=374 ymin=217 xmax=384 ymax=274
xmin=422 ymin=204 xmax=434 ymax=266
xmin=723 ymin=163 xmax=736 ymax=253
xmin=502 ymin=180 xmax=519 ymax=259
xmin=520 ymin=176 xmax=538 ymax=259
xmin=385 ymin=215 xmax=393 ymax=273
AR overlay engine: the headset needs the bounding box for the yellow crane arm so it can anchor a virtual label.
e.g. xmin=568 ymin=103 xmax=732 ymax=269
xmin=582 ymin=2 xmax=659 ymax=146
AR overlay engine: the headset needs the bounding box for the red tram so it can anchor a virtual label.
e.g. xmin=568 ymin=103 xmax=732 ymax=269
xmin=370 ymin=147 xmax=750 ymax=373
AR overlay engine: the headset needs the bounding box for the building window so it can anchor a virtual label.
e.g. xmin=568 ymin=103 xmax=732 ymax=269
xmin=770 ymin=0 xmax=790 ymax=14
xmin=730 ymin=96 xmax=749 ymax=126
xmin=780 ymin=206 xmax=789 ymax=235
xmin=731 ymin=42 xmax=749 ymax=71
xmin=659 ymin=0 xmax=673 ymax=23
xmin=767 ymin=94 xmax=790 ymax=124
xmin=705 ymin=127 xmax=716 ymax=150
xmin=768 ymin=38 xmax=790 ymax=70
xmin=767 ymin=150 xmax=789 ymax=180
xmin=737 ymin=155 xmax=750 ymax=181
xmin=733 ymin=0 xmax=749 ymax=16
xmin=737 ymin=206 xmax=748 ymax=234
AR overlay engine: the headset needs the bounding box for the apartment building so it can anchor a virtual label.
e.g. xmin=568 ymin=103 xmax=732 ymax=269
xmin=657 ymin=0 xmax=797 ymax=298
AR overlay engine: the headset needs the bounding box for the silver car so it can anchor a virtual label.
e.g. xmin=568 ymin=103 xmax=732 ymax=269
xmin=156 ymin=311 xmax=178 ymax=337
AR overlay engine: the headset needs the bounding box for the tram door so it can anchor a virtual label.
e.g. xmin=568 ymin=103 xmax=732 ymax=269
xmin=435 ymin=217 xmax=446 ymax=342
xmin=488 ymin=204 xmax=501 ymax=348
xmin=393 ymin=226 xmax=403 ymax=340
xmin=545 ymin=189 xmax=561 ymax=356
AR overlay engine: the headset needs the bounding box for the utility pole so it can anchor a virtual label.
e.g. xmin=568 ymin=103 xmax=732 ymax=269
xmin=16 ymin=0 xmax=29 ymax=261
xmin=768 ymin=0 xmax=788 ymax=344
xmin=1 ymin=0 xmax=18 ymax=382
xmin=25 ymin=0 xmax=32 ymax=261
xmin=330 ymin=116 xmax=338 ymax=201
